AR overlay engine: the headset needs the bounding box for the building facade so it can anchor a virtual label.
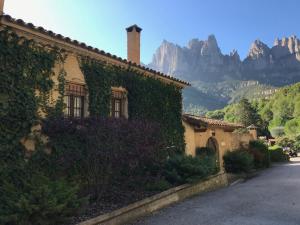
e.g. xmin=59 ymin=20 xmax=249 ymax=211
xmin=0 ymin=9 xmax=189 ymax=152
xmin=183 ymin=114 xmax=257 ymax=169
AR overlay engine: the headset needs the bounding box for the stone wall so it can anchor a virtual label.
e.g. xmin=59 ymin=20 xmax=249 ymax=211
xmin=183 ymin=121 xmax=255 ymax=169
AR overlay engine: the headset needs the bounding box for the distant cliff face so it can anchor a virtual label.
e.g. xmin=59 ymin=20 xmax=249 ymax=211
xmin=149 ymin=35 xmax=300 ymax=113
xmin=150 ymin=35 xmax=242 ymax=82
xmin=149 ymin=35 xmax=300 ymax=86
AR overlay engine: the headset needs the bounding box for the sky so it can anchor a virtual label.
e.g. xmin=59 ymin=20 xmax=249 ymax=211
xmin=4 ymin=0 xmax=300 ymax=64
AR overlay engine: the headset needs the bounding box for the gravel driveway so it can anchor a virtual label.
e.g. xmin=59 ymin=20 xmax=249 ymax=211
xmin=131 ymin=157 xmax=300 ymax=225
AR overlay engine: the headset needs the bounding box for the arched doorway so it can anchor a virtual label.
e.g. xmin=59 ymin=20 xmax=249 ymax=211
xmin=206 ymin=137 xmax=220 ymax=168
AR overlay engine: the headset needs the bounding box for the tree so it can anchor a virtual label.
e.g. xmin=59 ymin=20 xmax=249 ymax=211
xmin=294 ymin=136 xmax=300 ymax=150
xmin=235 ymin=98 xmax=261 ymax=127
xmin=293 ymin=97 xmax=300 ymax=117
xmin=284 ymin=118 xmax=300 ymax=137
xmin=206 ymin=110 xmax=225 ymax=120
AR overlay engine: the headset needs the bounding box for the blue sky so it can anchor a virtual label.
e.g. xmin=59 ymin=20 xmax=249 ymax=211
xmin=4 ymin=0 xmax=300 ymax=63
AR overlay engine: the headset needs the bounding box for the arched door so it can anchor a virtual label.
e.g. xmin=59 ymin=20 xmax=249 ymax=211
xmin=206 ymin=137 xmax=220 ymax=168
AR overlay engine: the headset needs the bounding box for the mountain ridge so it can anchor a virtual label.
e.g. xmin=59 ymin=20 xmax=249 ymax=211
xmin=149 ymin=35 xmax=300 ymax=114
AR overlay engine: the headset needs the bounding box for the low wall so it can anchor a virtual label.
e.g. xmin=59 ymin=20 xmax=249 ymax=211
xmin=77 ymin=172 xmax=228 ymax=225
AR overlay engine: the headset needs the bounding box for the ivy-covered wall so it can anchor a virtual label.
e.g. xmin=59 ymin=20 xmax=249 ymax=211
xmin=0 ymin=29 xmax=63 ymax=158
xmin=0 ymin=27 xmax=185 ymax=154
xmin=80 ymin=58 xmax=185 ymax=152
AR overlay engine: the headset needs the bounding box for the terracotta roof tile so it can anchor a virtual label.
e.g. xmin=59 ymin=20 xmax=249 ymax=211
xmin=0 ymin=14 xmax=190 ymax=87
xmin=183 ymin=114 xmax=244 ymax=129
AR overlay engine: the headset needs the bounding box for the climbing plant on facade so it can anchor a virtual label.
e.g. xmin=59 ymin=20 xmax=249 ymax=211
xmin=80 ymin=57 xmax=185 ymax=153
xmin=0 ymin=29 xmax=64 ymax=158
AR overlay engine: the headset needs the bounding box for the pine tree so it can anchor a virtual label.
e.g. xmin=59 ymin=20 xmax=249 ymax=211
xmin=235 ymin=98 xmax=260 ymax=126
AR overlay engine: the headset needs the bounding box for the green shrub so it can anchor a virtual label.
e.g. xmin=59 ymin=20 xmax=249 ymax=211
xmin=223 ymin=150 xmax=254 ymax=173
xmin=248 ymin=140 xmax=270 ymax=168
xmin=0 ymin=164 xmax=84 ymax=225
xmin=269 ymin=147 xmax=289 ymax=162
xmin=195 ymin=147 xmax=220 ymax=170
xmin=145 ymin=178 xmax=172 ymax=192
xmin=277 ymin=137 xmax=295 ymax=149
xmin=164 ymin=154 xmax=218 ymax=185
xmin=195 ymin=147 xmax=216 ymax=157
xmin=42 ymin=117 xmax=168 ymax=200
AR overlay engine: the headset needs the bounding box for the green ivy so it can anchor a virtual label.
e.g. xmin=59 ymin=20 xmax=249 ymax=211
xmin=0 ymin=29 xmax=63 ymax=158
xmin=0 ymin=27 xmax=185 ymax=155
xmin=80 ymin=58 xmax=185 ymax=153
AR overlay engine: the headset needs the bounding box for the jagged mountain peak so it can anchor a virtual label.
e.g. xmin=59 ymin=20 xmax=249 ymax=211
xmin=207 ymin=34 xmax=217 ymax=45
xmin=273 ymin=35 xmax=300 ymax=52
xmin=230 ymin=49 xmax=239 ymax=56
xmin=187 ymin=38 xmax=204 ymax=50
xmin=271 ymin=35 xmax=300 ymax=60
xmin=201 ymin=34 xmax=221 ymax=56
xmin=149 ymin=35 xmax=242 ymax=81
xmin=149 ymin=34 xmax=300 ymax=113
xmin=230 ymin=49 xmax=241 ymax=61
xmin=246 ymin=39 xmax=270 ymax=61
xmin=274 ymin=38 xmax=280 ymax=46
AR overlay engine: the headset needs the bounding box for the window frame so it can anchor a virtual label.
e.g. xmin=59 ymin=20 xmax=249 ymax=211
xmin=112 ymin=98 xmax=122 ymax=118
xmin=111 ymin=87 xmax=127 ymax=119
xmin=64 ymin=83 xmax=86 ymax=119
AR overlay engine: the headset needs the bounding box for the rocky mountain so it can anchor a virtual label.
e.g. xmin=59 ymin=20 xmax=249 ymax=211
xmin=150 ymin=35 xmax=242 ymax=82
xmin=149 ymin=35 xmax=300 ymax=114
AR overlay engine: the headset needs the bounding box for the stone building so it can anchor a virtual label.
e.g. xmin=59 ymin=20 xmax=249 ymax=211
xmin=0 ymin=1 xmax=189 ymax=151
xmin=182 ymin=114 xmax=257 ymax=168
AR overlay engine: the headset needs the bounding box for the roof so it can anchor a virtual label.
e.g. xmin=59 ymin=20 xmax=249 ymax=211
xmin=182 ymin=114 xmax=244 ymax=129
xmin=0 ymin=14 xmax=189 ymax=87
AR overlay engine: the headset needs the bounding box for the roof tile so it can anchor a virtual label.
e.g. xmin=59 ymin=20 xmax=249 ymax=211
xmin=183 ymin=114 xmax=244 ymax=129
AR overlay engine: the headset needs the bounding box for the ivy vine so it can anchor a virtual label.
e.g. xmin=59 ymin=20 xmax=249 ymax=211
xmin=0 ymin=29 xmax=64 ymax=159
xmin=80 ymin=57 xmax=185 ymax=153
xmin=0 ymin=27 xmax=185 ymax=156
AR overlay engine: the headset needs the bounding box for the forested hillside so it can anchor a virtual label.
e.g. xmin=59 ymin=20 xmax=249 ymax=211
xmin=206 ymin=82 xmax=300 ymax=137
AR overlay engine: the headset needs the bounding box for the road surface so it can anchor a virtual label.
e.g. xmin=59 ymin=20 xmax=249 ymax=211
xmin=131 ymin=157 xmax=300 ymax=225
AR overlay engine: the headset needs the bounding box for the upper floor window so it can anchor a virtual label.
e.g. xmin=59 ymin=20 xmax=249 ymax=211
xmin=111 ymin=87 xmax=128 ymax=118
xmin=64 ymin=83 xmax=86 ymax=118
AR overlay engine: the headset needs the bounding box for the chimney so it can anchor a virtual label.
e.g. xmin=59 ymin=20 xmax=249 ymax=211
xmin=0 ymin=0 xmax=4 ymax=15
xmin=126 ymin=24 xmax=142 ymax=64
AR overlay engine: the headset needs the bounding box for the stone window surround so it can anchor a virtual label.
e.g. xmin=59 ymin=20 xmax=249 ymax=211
xmin=111 ymin=86 xmax=128 ymax=119
xmin=64 ymin=81 xmax=88 ymax=118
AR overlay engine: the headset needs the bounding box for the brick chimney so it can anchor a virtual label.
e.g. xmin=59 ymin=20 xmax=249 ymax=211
xmin=0 ymin=0 xmax=4 ymax=15
xmin=126 ymin=24 xmax=142 ymax=64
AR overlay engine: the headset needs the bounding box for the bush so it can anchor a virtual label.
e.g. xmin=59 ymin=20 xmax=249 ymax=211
xmin=145 ymin=178 xmax=172 ymax=192
xmin=0 ymin=163 xmax=84 ymax=225
xmin=195 ymin=147 xmax=216 ymax=157
xmin=277 ymin=137 xmax=295 ymax=149
xmin=41 ymin=117 xmax=168 ymax=201
xmin=269 ymin=147 xmax=289 ymax=162
xmin=223 ymin=150 xmax=254 ymax=173
xmin=248 ymin=140 xmax=270 ymax=168
xmin=164 ymin=154 xmax=218 ymax=185
xmin=195 ymin=147 xmax=220 ymax=170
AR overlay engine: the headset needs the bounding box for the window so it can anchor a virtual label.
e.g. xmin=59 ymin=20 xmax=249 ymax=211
xmin=112 ymin=98 xmax=122 ymax=118
xmin=111 ymin=87 xmax=127 ymax=118
xmin=64 ymin=83 xmax=86 ymax=118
